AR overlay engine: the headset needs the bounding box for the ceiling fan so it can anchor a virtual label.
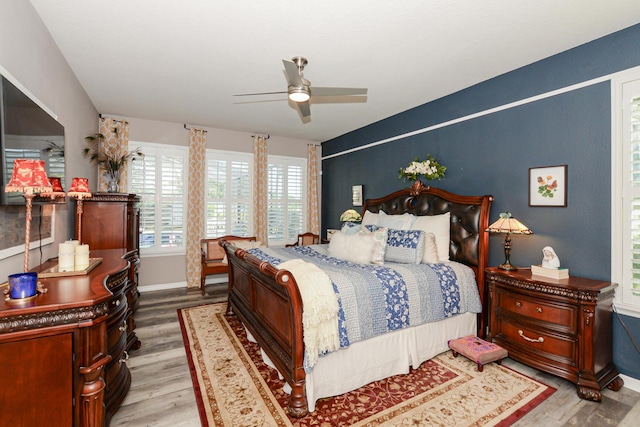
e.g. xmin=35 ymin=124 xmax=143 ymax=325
xmin=234 ymin=56 xmax=368 ymax=119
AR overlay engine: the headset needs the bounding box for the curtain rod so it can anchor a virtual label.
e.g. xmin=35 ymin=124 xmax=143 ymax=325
xmin=99 ymin=114 xmax=127 ymax=124
xmin=184 ymin=124 xmax=208 ymax=133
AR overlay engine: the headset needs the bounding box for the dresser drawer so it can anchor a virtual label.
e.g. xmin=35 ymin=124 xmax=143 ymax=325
xmin=497 ymin=317 xmax=577 ymax=365
xmin=496 ymin=289 xmax=576 ymax=331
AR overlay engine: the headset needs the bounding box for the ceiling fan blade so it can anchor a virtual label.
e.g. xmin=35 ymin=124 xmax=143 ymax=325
xmin=296 ymin=101 xmax=311 ymax=118
xmin=234 ymin=90 xmax=287 ymax=97
xmin=311 ymin=87 xmax=368 ymax=97
xmin=283 ymin=59 xmax=304 ymax=87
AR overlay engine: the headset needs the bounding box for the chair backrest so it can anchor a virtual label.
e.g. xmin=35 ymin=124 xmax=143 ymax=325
xmin=298 ymin=232 xmax=319 ymax=246
xmin=201 ymin=236 xmax=257 ymax=262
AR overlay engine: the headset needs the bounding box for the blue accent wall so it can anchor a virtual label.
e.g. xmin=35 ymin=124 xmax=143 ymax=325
xmin=322 ymin=23 xmax=640 ymax=380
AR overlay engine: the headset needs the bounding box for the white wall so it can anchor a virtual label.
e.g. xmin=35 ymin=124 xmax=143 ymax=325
xmin=0 ymin=0 xmax=98 ymax=281
xmin=105 ymin=116 xmax=318 ymax=288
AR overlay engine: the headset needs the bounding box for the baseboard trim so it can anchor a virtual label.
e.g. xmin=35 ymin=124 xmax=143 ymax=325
xmin=138 ymin=276 xmax=227 ymax=293
xmin=621 ymin=374 xmax=640 ymax=393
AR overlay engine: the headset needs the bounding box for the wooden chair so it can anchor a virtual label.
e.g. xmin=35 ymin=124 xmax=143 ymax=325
xmin=285 ymin=232 xmax=320 ymax=247
xmin=200 ymin=235 xmax=257 ymax=295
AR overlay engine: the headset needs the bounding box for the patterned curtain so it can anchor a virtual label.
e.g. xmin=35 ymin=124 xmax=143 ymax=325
xmin=307 ymin=144 xmax=319 ymax=234
xmin=253 ymin=135 xmax=268 ymax=244
xmin=185 ymin=128 xmax=207 ymax=289
xmin=98 ymin=116 xmax=130 ymax=191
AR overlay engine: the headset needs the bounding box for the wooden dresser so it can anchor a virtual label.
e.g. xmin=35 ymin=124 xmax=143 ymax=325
xmin=76 ymin=193 xmax=142 ymax=354
xmin=75 ymin=194 xmax=141 ymax=423
xmin=0 ymin=249 xmax=129 ymax=427
xmin=486 ymin=267 xmax=623 ymax=401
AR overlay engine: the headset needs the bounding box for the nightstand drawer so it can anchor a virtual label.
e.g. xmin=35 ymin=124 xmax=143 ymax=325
xmin=497 ymin=289 xmax=576 ymax=330
xmin=498 ymin=320 xmax=576 ymax=364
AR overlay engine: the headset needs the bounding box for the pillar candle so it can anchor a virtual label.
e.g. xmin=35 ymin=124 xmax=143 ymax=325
xmin=74 ymin=244 xmax=90 ymax=271
xmin=58 ymin=242 xmax=75 ymax=272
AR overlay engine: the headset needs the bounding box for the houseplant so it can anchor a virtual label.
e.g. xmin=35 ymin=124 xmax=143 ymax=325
xmin=83 ymin=133 xmax=143 ymax=192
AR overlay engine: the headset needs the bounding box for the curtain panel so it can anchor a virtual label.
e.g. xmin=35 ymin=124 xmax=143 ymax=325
xmin=185 ymin=128 xmax=207 ymax=289
xmin=253 ymin=135 xmax=268 ymax=244
xmin=307 ymin=144 xmax=319 ymax=235
xmin=98 ymin=116 xmax=130 ymax=192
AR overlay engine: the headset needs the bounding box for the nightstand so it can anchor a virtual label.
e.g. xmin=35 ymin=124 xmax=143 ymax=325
xmin=485 ymin=267 xmax=623 ymax=401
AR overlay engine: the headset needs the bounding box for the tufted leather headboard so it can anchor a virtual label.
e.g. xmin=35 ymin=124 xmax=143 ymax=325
xmin=362 ymin=180 xmax=493 ymax=331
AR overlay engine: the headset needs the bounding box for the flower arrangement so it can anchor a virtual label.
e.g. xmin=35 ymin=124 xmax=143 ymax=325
xmin=398 ymin=154 xmax=446 ymax=182
xmin=340 ymin=209 xmax=362 ymax=223
xmin=83 ymin=133 xmax=143 ymax=181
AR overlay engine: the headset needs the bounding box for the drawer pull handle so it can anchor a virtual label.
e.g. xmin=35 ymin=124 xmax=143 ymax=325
xmin=518 ymin=330 xmax=544 ymax=343
xmin=536 ymin=307 xmax=542 ymax=313
xmin=515 ymin=302 xmax=522 ymax=308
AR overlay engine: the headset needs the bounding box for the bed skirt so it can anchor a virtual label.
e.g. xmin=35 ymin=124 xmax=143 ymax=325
xmin=249 ymin=311 xmax=476 ymax=412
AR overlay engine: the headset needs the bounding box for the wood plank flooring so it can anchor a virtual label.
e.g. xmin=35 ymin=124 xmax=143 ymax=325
xmin=110 ymin=285 xmax=640 ymax=426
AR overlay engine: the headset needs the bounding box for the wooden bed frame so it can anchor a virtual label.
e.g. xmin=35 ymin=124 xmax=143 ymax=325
xmin=222 ymin=181 xmax=493 ymax=417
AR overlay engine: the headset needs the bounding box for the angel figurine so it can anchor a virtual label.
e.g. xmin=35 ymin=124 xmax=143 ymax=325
xmin=541 ymin=246 xmax=560 ymax=269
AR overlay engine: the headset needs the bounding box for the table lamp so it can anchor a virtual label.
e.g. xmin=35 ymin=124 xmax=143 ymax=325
xmin=4 ymin=159 xmax=53 ymax=273
xmin=40 ymin=176 xmax=66 ymax=200
xmin=67 ymin=177 xmax=92 ymax=244
xmin=486 ymin=212 xmax=533 ymax=270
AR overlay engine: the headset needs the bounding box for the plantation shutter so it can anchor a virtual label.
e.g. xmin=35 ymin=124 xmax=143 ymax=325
xmin=129 ymin=143 xmax=187 ymax=253
xmin=625 ymin=80 xmax=640 ymax=299
xmin=204 ymin=151 xmax=252 ymax=238
xmin=267 ymin=156 xmax=306 ymax=245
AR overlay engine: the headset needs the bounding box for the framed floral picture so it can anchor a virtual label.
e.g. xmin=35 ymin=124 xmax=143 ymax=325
xmin=529 ymin=165 xmax=567 ymax=207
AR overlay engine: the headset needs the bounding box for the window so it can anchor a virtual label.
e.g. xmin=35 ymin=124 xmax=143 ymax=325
xmin=267 ymin=155 xmax=306 ymax=246
xmin=204 ymin=150 xmax=252 ymax=238
xmin=612 ymin=68 xmax=640 ymax=315
xmin=129 ymin=141 xmax=188 ymax=255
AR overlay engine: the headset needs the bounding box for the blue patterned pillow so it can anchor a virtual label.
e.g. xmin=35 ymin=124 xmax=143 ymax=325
xmin=385 ymin=229 xmax=426 ymax=264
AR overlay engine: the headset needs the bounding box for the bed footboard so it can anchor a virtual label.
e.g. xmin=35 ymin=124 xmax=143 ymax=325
xmin=221 ymin=240 xmax=308 ymax=418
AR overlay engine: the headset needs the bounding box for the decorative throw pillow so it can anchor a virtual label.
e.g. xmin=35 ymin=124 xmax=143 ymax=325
xmin=341 ymin=222 xmax=362 ymax=234
xmin=411 ymin=212 xmax=451 ymax=261
xmin=384 ymin=229 xmax=426 ymax=264
xmin=328 ymin=227 xmax=387 ymax=264
xmin=378 ymin=210 xmax=416 ymax=230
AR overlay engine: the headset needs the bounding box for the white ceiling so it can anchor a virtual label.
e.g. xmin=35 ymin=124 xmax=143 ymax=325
xmin=29 ymin=0 xmax=640 ymax=143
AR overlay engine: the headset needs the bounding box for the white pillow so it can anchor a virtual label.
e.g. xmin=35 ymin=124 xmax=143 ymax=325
xmin=361 ymin=210 xmax=380 ymax=227
xmin=328 ymin=229 xmax=378 ymax=264
xmin=411 ymin=213 xmax=451 ymax=262
xmin=422 ymin=232 xmax=440 ymax=263
xmin=378 ymin=211 xmax=416 ymax=230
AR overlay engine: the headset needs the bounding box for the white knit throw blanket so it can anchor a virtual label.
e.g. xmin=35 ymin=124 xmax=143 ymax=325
xmin=277 ymin=259 xmax=340 ymax=367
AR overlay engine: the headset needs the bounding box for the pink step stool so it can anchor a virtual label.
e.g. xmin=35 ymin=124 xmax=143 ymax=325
xmin=448 ymin=335 xmax=508 ymax=372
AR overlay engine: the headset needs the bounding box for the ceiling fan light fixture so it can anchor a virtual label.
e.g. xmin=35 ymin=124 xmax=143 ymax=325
xmin=288 ymin=87 xmax=310 ymax=103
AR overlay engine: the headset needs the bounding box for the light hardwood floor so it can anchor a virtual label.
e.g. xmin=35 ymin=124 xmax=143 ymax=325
xmin=110 ymin=285 xmax=640 ymax=427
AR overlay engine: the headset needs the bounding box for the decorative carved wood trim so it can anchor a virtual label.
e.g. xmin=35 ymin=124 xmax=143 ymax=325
xmin=488 ymin=273 xmax=603 ymax=302
xmin=0 ymin=302 xmax=109 ymax=334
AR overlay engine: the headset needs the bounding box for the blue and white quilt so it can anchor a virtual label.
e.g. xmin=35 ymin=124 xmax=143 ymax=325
xmin=246 ymin=245 xmax=482 ymax=366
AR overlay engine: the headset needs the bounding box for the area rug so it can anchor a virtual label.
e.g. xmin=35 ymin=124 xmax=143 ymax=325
xmin=178 ymin=303 xmax=555 ymax=426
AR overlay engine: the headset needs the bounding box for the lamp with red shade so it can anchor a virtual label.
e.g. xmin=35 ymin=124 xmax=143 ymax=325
xmin=4 ymin=159 xmax=52 ymax=275
xmin=67 ymin=177 xmax=92 ymax=244
xmin=40 ymin=176 xmax=66 ymax=200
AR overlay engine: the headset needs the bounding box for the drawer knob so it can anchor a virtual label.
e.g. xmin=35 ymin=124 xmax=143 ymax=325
xmin=536 ymin=307 xmax=542 ymax=313
xmin=518 ymin=329 xmax=544 ymax=343
xmin=515 ymin=301 xmax=522 ymax=308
